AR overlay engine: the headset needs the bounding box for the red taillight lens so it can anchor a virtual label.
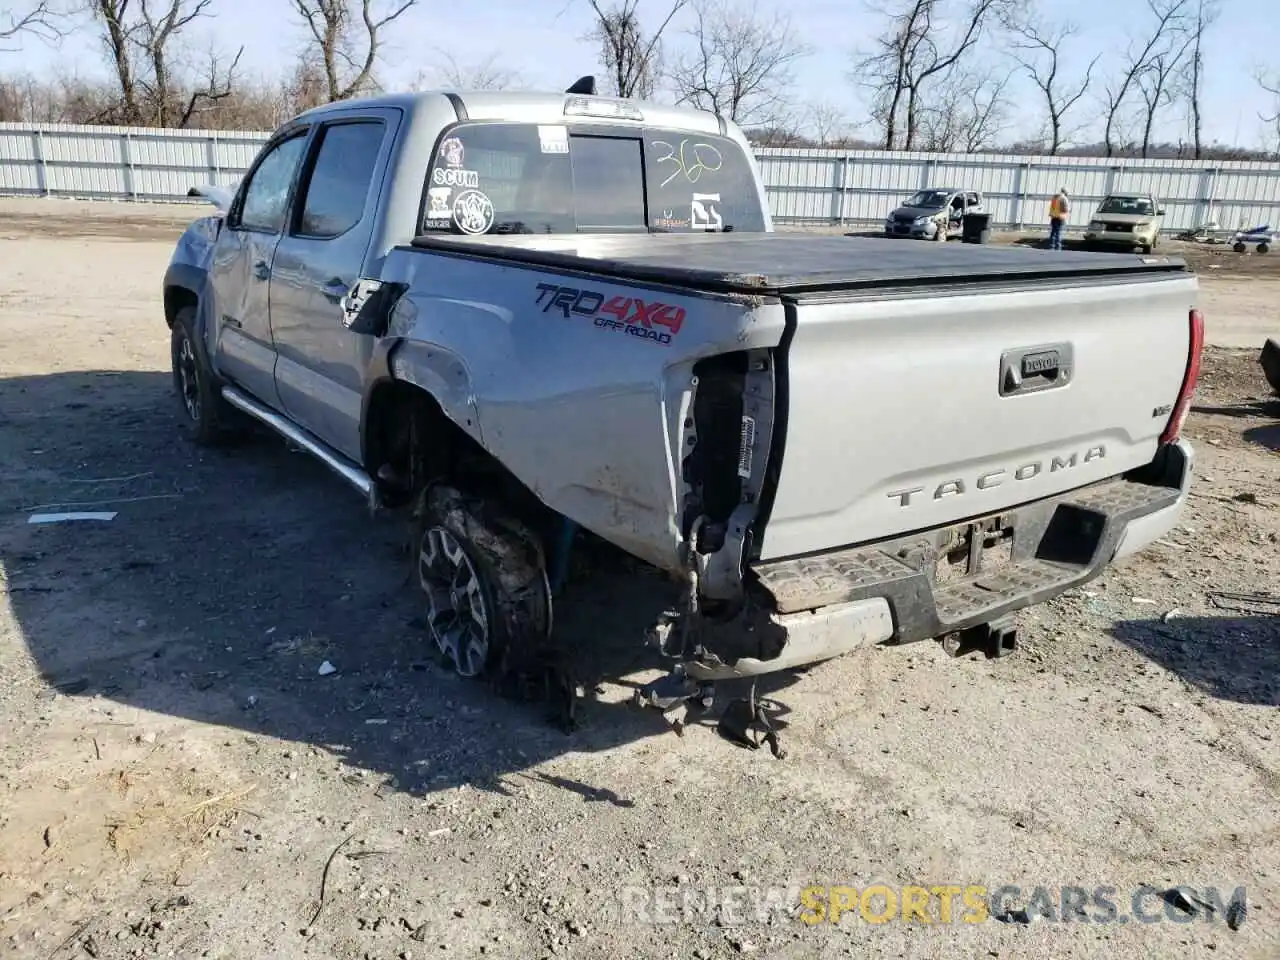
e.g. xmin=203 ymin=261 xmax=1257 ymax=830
xmin=1160 ymin=308 xmax=1204 ymax=445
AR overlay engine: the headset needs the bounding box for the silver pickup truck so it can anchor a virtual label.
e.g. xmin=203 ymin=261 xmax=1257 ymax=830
xmin=164 ymin=79 xmax=1203 ymax=729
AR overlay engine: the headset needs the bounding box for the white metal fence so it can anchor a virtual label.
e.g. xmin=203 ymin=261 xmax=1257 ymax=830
xmin=3 ymin=120 xmax=1280 ymax=234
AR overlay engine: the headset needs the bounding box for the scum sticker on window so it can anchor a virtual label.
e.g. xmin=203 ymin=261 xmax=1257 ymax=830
xmin=433 ymin=168 xmax=480 ymax=189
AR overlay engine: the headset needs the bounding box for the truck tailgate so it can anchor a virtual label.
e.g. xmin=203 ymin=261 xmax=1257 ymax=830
xmin=756 ymin=272 xmax=1198 ymax=561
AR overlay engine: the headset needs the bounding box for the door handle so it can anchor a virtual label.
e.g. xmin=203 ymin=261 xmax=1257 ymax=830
xmin=253 ymin=260 xmax=270 ymax=281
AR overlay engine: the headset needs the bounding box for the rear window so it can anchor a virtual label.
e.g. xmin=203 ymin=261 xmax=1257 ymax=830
xmin=419 ymin=121 xmax=766 ymax=236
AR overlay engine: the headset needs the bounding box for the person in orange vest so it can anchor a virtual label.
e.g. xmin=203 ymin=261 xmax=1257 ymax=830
xmin=1048 ymin=188 xmax=1070 ymax=250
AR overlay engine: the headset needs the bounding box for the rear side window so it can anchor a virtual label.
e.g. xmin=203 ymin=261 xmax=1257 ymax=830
xmin=643 ymin=134 xmax=763 ymax=232
xmin=419 ymin=121 xmax=765 ymax=236
xmin=296 ymin=121 xmax=385 ymax=238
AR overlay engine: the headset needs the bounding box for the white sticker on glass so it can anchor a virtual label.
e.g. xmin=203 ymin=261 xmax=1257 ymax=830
xmin=538 ymin=124 xmax=569 ymax=154
xmin=691 ymin=193 xmax=723 ymax=231
xmin=452 ymin=189 xmax=495 ymax=235
xmin=427 ymin=187 xmax=452 ymax=219
xmin=439 ymin=136 xmax=465 ymax=168
xmin=433 ymin=168 xmax=480 ymax=188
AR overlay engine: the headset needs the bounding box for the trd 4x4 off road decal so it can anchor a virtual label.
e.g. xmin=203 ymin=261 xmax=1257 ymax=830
xmin=534 ymin=283 xmax=686 ymax=345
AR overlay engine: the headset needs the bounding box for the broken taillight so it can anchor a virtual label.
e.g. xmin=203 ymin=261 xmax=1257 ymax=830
xmin=1160 ymin=308 xmax=1205 ymax=446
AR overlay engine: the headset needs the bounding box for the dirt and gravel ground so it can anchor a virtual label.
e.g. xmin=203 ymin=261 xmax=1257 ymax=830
xmin=1 ymin=196 xmax=1278 ymax=960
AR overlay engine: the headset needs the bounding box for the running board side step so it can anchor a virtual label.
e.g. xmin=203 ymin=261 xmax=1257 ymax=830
xmin=221 ymin=385 xmax=377 ymax=507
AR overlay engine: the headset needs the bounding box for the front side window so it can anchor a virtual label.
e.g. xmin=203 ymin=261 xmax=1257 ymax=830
xmin=239 ymin=133 xmax=308 ymax=233
xmin=296 ymin=120 xmax=386 ymax=238
xmin=418 ymin=121 xmax=766 ymax=235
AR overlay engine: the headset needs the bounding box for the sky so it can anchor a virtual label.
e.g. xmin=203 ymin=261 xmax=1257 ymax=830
xmin=4 ymin=0 xmax=1280 ymax=149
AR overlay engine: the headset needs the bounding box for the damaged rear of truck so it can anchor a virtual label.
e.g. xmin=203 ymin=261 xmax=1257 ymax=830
xmin=163 ymin=87 xmax=1202 ymax=726
xmin=380 ymin=229 xmax=1202 ymax=687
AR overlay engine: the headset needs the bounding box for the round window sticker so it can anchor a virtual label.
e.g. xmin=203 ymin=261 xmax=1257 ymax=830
xmin=452 ymin=189 xmax=495 ymax=235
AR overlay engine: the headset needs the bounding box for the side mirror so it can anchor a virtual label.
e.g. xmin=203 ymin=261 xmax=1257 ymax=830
xmin=1157 ymin=207 xmax=1166 ymax=216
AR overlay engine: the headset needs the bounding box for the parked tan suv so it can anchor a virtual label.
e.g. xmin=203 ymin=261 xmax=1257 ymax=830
xmin=1084 ymin=193 xmax=1165 ymax=253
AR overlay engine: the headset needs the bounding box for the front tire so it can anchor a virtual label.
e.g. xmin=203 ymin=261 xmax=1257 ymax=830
xmin=170 ymin=305 xmax=241 ymax=446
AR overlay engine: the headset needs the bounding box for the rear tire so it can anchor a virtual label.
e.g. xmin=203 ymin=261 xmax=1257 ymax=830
xmin=412 ymin=484 xmax=553 ymax=682
xmin=170 ymin=305 xmax=242 ymax=446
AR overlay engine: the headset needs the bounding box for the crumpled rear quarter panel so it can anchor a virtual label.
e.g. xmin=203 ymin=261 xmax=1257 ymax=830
xmin=380 ymin=248 xmax=788 ymax=573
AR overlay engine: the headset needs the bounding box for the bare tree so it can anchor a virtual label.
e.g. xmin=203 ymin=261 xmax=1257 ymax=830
xmin=411 ymin=50 xmax=523 ymax=91
xmin=1175 ymin=0 xmax=1218 ymax=158
xmin=291 ymin=0 xmax=418 ymax=103
xmin=916 ymin=65 xmax=1011 ymax=152
xmin=178 ymin=43 xmax=244 ymax=126
xmin=742 ymin=124 xmax=805 ymax=147
xmin=587 ymin=0 xmax=684 ymax=98
xmin=1260 ymin=69 xmax=1280 ymax=155
xmin=805 ymin=100 xmax=849 ymax=145
xmin=1099 ymin=0 xmax=1192 ymax=157
xmin=1002 ymin=8 xmax=1097 ymax=155
xmin=133 ymin=0 xmax=215 ymax=126
xmin=667 ymin=0 xmax=808 ymax=126
xmin=1136 ymin=29 xmax=1194 ymax=158
xmin=84 ymin=0 xmax=243 ymax=126
xmin=852 ymin=0 xmax=925 ymax=150
xmin=852 ymin=0 xmax=1013 ymax=151
xmin=1 ymin=0 xmax=65 ymax=49
xmin=87 ymin=0 xmax=141 ymax=122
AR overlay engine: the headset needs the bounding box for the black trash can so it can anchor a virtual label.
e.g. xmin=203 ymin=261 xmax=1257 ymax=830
xmin=961 ymin=212 xmax=991 ymax=244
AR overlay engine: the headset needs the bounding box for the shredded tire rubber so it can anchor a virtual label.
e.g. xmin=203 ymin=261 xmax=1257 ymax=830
xmin=413 ymin=484 xmax=579 ymax=732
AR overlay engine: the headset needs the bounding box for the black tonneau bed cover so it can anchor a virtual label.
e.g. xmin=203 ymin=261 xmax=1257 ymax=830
xmin=408 ymin=232 xmax=1189 ymax=297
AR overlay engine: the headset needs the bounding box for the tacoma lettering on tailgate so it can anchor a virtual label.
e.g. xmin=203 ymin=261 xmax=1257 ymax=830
xmin=886 ymin=445 xmax=1106 ymax=507
xmin=534 ymin=282 xmax=685 ymax=345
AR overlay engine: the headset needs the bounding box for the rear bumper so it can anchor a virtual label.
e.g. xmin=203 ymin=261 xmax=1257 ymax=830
xmin=689 ymin=440 xmax=1193 ymax=680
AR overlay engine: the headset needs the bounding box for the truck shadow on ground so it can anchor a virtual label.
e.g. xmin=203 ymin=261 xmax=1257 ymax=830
xmin=1110 ymin=614 xmax=1280 ymax=706
xmin=0 ymin=370 xmax=800 ymax=800
xmin=1192 ymin=398 xmax=1280 ymax=452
